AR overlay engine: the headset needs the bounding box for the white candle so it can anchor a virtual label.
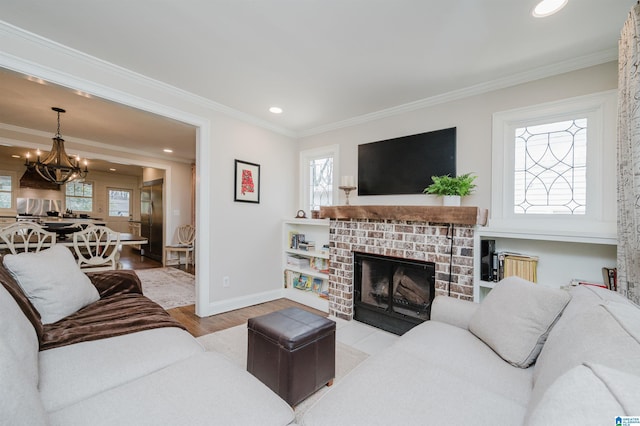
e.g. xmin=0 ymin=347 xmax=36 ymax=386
xmin=341 ymin=175 xmax=355 ymax=187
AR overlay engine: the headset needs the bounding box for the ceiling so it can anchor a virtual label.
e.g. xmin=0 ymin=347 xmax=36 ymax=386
xmin=0 ymin=0 xmax=635 ymax=161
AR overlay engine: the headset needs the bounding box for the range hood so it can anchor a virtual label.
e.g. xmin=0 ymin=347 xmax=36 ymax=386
xmin=19 ymin=167 xmax=61 ymax=190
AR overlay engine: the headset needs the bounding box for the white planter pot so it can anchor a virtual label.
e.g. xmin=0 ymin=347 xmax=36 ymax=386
xmin=442 ymin=195 xmax=461 ymax=206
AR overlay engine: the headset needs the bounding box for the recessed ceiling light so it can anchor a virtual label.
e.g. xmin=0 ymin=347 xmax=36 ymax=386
xmin=269 ymin=106 xmax=283 ymax=114
xmin=163 ymin=148 xmax=173 ymax=153
xmin=11 ymin=155 xmax=20 ymax=159
xmin=532 ymin=0 xmax=568 ymax=17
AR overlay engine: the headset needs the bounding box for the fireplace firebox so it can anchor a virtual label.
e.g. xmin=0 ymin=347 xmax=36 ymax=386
xmin=354 ymin=252 xmax=435 ymax=335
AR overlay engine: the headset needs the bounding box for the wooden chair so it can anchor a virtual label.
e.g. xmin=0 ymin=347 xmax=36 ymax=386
xmin=165 ymin=224 xmax=195 ymax=267
xmin=72 ymin=225 xmax=122 ymax=272
xmin=0 ymin=222 xmax=56 ymax=254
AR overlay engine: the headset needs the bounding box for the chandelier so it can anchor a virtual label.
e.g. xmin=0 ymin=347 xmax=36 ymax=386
xmin=25 ymin=107 xmax=88 ymax=185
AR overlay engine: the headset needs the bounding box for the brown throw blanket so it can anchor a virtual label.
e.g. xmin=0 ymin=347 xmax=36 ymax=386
xmin=0 ymin=264 xmax=185 ymax=351
xmin=41 ymin=292 xmax=185 ymax=351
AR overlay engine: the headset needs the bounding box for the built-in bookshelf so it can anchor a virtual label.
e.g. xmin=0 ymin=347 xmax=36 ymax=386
xmin=282 ymin=218 xmax=330 ymax=312
xmin=473 ymin=228 xmax=617 ymax=302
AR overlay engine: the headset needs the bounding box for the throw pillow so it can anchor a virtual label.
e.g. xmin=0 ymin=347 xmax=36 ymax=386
xmin=469 ymin=276 xmax=571 ymax=368
xmin=3 ymin=245 xmax=99 ymax=324
xmin=526 ymin=363 xmax=640 ymax=425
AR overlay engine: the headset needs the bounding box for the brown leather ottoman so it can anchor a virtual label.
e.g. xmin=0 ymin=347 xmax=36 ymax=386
xmin=247 ymin=307 xmax=336 ymax=406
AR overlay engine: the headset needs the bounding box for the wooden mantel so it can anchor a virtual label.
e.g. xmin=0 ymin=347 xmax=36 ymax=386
xmin=319 ymin=205 xmax=488 ymax=226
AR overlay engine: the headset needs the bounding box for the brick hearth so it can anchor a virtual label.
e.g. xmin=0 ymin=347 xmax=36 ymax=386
xmin=320 ymin=206 xmax=487 ymax=320
xmin=327 ymin=219 xmax=476 ymax=320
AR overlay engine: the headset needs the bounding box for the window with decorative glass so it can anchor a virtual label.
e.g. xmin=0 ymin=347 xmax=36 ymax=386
xmin=0 ymin=174 xmax=12 ymax=209
xmin=66 ymin=181 xmax=93 ymax=212
xmin=108 ymin=188 xmax=131 ymax=217
xmin=491 ymin=91 xmax=616 ymax=236
xmin=309 ymin=156 xmax=333 ymax=211
xmin=300 ymin=145 xmax=339 ymax=215
xmin=513 ymin=118 xmax=587 ymax=215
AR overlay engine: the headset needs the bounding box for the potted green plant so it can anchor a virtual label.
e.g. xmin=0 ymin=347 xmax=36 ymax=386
xmin=423 ymin=173 xmax=477 ymax=206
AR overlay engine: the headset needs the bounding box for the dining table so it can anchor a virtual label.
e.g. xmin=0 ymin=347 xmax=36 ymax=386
xmin=0 ymin=232 xmax=148 ymax=249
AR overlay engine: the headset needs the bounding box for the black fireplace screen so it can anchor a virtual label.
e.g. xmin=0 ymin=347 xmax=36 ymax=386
xmin=354 ymin=252 xmax=435 ymax=334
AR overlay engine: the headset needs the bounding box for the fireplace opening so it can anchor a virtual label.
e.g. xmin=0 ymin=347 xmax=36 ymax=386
xmin=354 ymin=252 xmax=435 ymax=335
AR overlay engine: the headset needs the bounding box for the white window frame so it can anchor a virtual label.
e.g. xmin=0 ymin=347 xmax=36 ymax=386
xmin=0 ymin=170 xmax=16 ymax=212
xmin=491 ymin=90 xmax=617 ymax=237
xmin=107 ymin=187 xmax=132 ymax=218
xmin=65 ymin=180 xmax=94 ymax=213
xmin=299 ymin=145 xmax=340 ymax=215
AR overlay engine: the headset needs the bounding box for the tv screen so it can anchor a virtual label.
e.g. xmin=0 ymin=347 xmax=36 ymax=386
xmin=357 ymin=127 xmax=456 ymax=195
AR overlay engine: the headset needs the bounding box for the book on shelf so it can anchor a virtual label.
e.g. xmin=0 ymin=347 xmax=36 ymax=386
xmin=293 ymin=274 xmax=313 ymax=291
xmin=298 ymin=241 xmax=316 ymax=251
xmin=287 ymin=254 xmax=311 ymax=268
xmin=284 ymin=270 xmax=301 ymax=289
xmin=495 ymin=251 xmax=539 ymax=283
xmin=318 ymin=280 xmax=329 ymax=299
xmin=311 ymin=277 xmax=324 ymax=294
xmin=310 ymin=256 xmax=329 ymax=273
xmin=288 ymin=232 xmax=306 ymax=249
xmin=601 ymin=267 xmax=617 ymax=291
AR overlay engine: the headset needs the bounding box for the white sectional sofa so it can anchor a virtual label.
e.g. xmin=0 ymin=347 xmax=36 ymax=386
xmin=0 ymin=257 xmax=294 ymax=426
xmin=301 ymin=277 xmax=640 ymax=425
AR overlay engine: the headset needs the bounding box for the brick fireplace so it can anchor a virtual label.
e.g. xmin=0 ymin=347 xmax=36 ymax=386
xmin=320 ymin=206 xmax=487 ymax=321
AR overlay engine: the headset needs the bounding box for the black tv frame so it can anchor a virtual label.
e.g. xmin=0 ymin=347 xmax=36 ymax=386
xmin=357 ymin=127 xmax=456 ymax=196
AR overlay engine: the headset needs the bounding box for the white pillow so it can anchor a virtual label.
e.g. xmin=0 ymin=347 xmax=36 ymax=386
xmin=469 ymin=276 xmax=571 ymax=368
xmin=3 ymin=245 xmax=99 ymax=324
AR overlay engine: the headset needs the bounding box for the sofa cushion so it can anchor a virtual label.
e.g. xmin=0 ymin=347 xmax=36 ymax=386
xmin=39 ymin=327 xmax=203 ymax=412
xmin=0 ymin=341 xmax=47 ymax=426
xmin=302 ymin=320 xmax=533 ymax=426
xmin=3 ymin=245 xmax=99 ymax=324
xmin=526 ymin=363 xmax=640 ymax=425
xmin=530 ymin=300 xmax=640 ymax=413
xmin=47 ymin=352 xmax=294 ymax=426
xmin=302 ymin=324 xmax=530 ymax=426
xmin=469 ymin=276 xmax=571 ymax=368
xmin=395 ymin=320 xmax=534 ymax=406
xmin=0 ymin=283 xmax=39 ymax=386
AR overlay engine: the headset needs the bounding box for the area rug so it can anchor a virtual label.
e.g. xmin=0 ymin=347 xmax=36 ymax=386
xmin=135 ymin=267 xmax=195 ymax=309
xmin=197 ymin=323 xmax=369 ymax=421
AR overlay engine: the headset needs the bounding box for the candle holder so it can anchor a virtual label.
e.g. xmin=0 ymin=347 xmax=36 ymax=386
xmin=339 ymin=186 xmax=357 ymax=205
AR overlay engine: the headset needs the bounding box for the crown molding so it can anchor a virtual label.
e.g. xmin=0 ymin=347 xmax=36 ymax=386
xmin=0 ymin=122 xmax=193 ymax=165
xmin=298 ymin=49 xmax=618 ymax=138
xmin=0 ymin=20 xmax=296 ymax=138
xmin=1 ymin=20 xmax=617 ymax=140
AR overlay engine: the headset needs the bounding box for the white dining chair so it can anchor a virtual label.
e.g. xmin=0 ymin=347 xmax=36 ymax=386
xmin=72 ymin=225 xmax=122 ymax=272
xmin=165 ymin=224 xmax=195 ymax=267
xmin=0 ymin=222 xmax=56 ymax=254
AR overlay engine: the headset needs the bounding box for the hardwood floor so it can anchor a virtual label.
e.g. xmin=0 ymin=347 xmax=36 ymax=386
xmin=119 ymin=245 xmax=324 ymax=337
xmin=167 ymin=299 xmax=327 ymax=337
xmin=119 ymin=245 xmax=195 ymax=274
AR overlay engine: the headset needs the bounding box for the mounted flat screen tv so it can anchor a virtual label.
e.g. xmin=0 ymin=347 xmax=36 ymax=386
xmin=358 ymin=127 xmax=456 ymax=195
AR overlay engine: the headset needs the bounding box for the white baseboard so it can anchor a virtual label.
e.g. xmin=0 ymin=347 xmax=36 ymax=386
xmin=196 ymin=288 xmax=330 ymax=318
xmin=197 ymin=289 xmax=283 ymax=317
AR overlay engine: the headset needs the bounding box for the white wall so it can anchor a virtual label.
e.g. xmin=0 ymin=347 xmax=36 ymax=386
xmin=0 ymin=24 xmax=297 ymax=316
xmin=298 ymin=62 xmax=619 ymax=287
xmin=208 ymin=115 xmax=296 ymax=311
xmin=298 ymin=62 xmax=618 ymax=212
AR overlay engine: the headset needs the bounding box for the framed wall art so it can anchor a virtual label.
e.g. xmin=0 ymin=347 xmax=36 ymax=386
xmin=234 ymin=159 xmax=260 ymax=203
